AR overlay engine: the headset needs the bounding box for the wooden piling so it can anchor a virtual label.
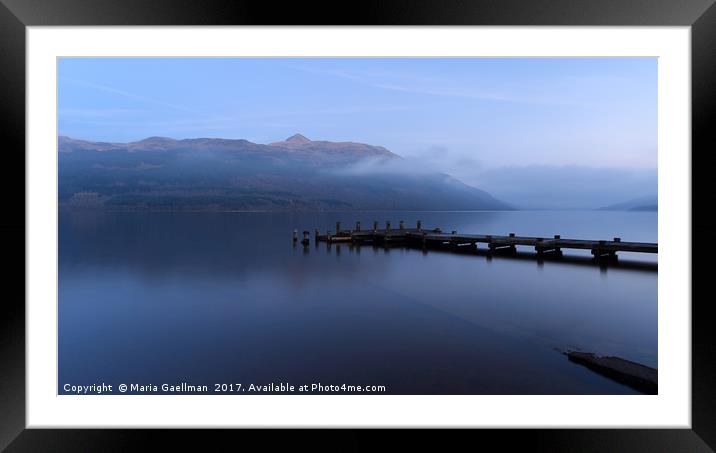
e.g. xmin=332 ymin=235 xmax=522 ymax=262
xmin=592 ymin=239 xmax=618 ymax=261
xmin=417 ymin=220 xmax=422 ymax=231
xmin=356 ymin=221 xmax=361 ymax=232
xmin=399 ymin=220 xmax=405 ymax=230
xmin=301 ymin=230 xmax=310 ymax=245
xmin=292 ymin=229 xmax=298 ymax=242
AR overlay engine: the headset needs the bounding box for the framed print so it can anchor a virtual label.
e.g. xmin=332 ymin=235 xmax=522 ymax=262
xmin=2 ymin=0 xmax=714 ymax=450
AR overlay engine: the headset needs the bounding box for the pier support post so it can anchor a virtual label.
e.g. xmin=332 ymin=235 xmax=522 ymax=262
xmin=301 ymin=230 xmax=310 ymax=246
xmin=592 ymin=240 xmax=618 ymax=262
xmin=386 ymin=221 xmax=391 ymax=232
xmin=592 ymin=250 xmax=618 ymax=261
xmin=399 ymin=220 xmax=405 ymax=230
xmin=536 ymin=237 xmax=562 ymax=257
xmin=417 ymin=220 xmax=422 ymax=231
xmin=292 ymin=229 xmax=298 ymax=242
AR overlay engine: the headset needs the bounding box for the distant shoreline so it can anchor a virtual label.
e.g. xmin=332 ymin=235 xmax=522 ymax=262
xmin=58 ymin=205 xmax=659 ymax=214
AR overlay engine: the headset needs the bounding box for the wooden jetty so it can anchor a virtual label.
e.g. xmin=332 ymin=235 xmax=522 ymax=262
xmin=301 ymin=220 xmax=657 ymax=262
xmin=567 ymin=351 xmax=657 ymax=394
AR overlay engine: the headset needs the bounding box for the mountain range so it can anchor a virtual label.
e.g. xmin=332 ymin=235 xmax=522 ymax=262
xmin=598 ymin=195 xmax=658 ymax=212
xmin=58 ymin=134 xmax=511 ymax=211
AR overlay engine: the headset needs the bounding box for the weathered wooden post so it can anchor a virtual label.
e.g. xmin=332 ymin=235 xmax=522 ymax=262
xmin=417 ymin=220 xmax=422 ymax=231
xmin=592 ymin=240 xmax=607 ymax=260
xmin=552 ymin=235 xmax=563 ymax=256
xmin=293 ymin=229 xmax=298 ymax=242
xmin=373 ymin=221 xmax=379 ymax=232
xmin=301 ymin=230 xmax=310 ymax=245
xmin=399 ymin=220 xmax=404 ymax=230
xmin=336 ymin=222 xmax=341 ymax=235
xmin=355 ymin=221 xmax=361 ymax=232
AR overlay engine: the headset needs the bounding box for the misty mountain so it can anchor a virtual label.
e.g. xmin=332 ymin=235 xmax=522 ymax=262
xmin=471 ymin=165 xmax=658 ymax=210
xmin=598 ymin=195 xmax=658 ymax=212
xmin=58 ymin=134 xmax=510 ymax=211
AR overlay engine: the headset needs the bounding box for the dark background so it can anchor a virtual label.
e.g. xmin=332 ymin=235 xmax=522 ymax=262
xmin=1 ymin=0 xmax=714 ymax=451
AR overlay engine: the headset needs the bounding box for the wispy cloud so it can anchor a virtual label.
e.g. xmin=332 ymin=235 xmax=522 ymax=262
xmin=60 ymin=78 xmax=215 ymax=117
xmin=59 ymin=108 xmax=139 ymax=118
xmin=289 ymin=65 xmax=577 ymax=106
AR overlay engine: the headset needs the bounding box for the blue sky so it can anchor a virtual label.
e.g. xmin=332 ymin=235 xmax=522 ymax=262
xmin=58 ymin=58 xmax=657 ymax=208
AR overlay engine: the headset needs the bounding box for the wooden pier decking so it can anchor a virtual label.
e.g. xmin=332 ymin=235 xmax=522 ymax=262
xmin=295 ymin=220 xmax=657 ymax=262
xmin=567 ymin=351 xmax=657 ymax=394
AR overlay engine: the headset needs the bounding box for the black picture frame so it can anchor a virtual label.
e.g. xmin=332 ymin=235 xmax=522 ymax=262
xmin=1 ymin=0 xmax=713 ymax=451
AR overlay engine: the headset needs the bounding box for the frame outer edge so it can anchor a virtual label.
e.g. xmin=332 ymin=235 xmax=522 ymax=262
xmin=692 ymin=0 xmax=716 ymax=450
xmin=0 ymin=0 xmax=27 ymax=451
xmin=2 ymin=0 xmax=714 ymax=450
xmin=0 ymin=0 xmax=716 ymax=25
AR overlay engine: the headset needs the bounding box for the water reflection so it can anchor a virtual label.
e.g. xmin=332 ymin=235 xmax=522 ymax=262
xmin=59 ymin=210 xmax=657 ymax=394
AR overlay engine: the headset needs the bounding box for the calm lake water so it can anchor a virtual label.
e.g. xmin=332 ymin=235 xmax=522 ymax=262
xmin=59 ymin=210 xmax=657 ymax=395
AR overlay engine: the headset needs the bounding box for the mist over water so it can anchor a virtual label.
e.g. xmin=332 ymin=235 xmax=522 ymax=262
xmin=59 ymin=210 xmax=656 ymax=395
